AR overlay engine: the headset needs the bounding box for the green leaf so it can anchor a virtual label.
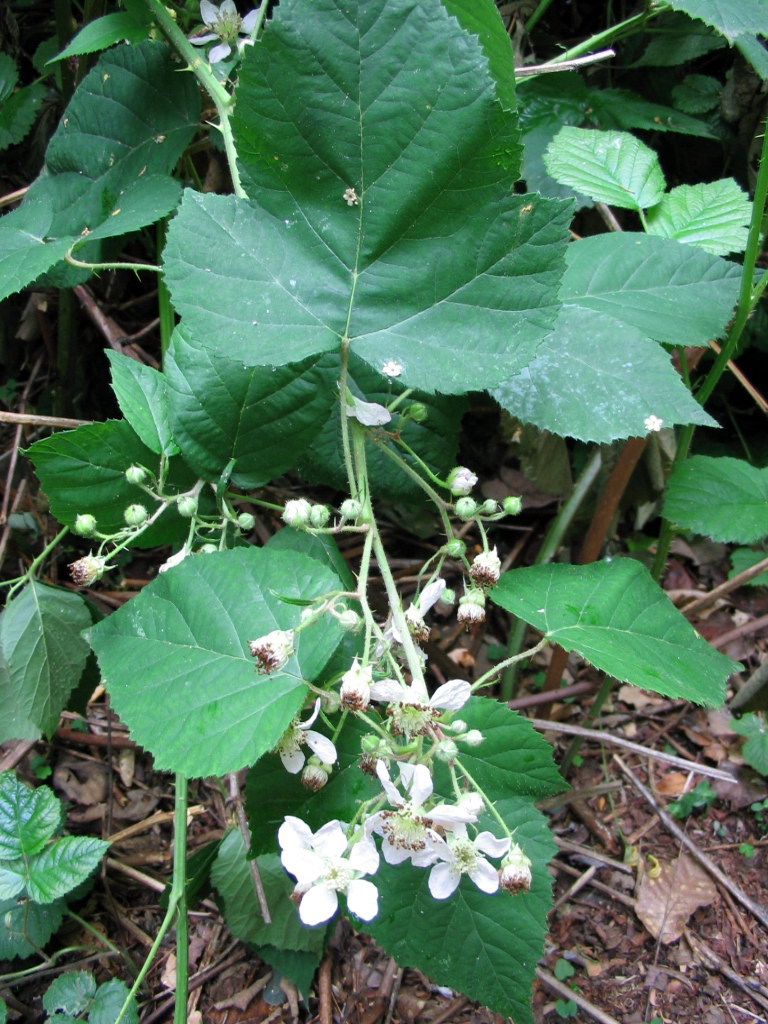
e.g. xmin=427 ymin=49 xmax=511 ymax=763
xmin=730 ymin=548 xmax=768 ymax=586
xmin=491 ymin=305 xmax=716 ymax=442
xmin=0 ymin=862 xmax=26 ymax=900
xmin=52 ymin=12 xmax=150 ymax=61
xmin=671 ymin=74 xmax=722 ymax=114
xmin=0 ymin=583 xmax=92 ymax=738
xmin=0 ymin=895 xmax=65 ymax=959
xmin=86 ymin=548 xmax=346 ymax=776
xmin=730 ymin=714 xmax=768 ymax=775
xmin=0 ymin=53 xmax=17 ymax=102
xmin=163 ymin=328 xmax=333 ymax=487
xmin=212 ymin=831 xmax=327 ymax=955
xmin=25 ymin=835 xmax=110 ymax=903
xmin=560 ymin=233 xmax=742 ymax=346
xmin=265 ymin=529 xmax=355 ymax=592
xmin=633 ymin=12 xmax=725 ymax=65
xmin=736 ymin=34 xmax=768 ymax=79
xmin=664 ymin=456 xmax=768 ymax=543
xmin=544 ymin=127 xmax=665 ymax=210
xmin=106 ymin=351 xmax=178 ymax=457
xmin=43 ymin=970 xmax=97 ymax=1016
xmin=664 ymin=0 xmax=768 ymax=42
xmin=89 ymin=978 xmax=139 ymax=1024
xmin=0 ymin=772 xmax=61 ymax=859
xmin=298 ymin=353 xmax=467 ymax=500
xmin=0 ymin=81 xmax=45 ymax=151
xmin=0 ymin=197 xmax=75 ymax=304
xmin=442 ymin=0 xmax=517 ymax=111
xmin=490 ymin=559 xmax=739 ymax=704
xmin=646 ymin=180 xmax=751 ymax=255
xmin=255 ymin=946 xmax=321 ymax=998
xmin=163 ymin=0 xmax=571 ymax=394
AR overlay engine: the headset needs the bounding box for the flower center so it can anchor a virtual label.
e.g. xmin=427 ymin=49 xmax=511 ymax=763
xmin=387 ymin=702 xmax=434 ymax=739
xmin=214 ymin=10 xmax=242 ymax=42
xmin=449 ymin=836 xmax=477 ymax=874
xmin=380 ymin=809 xmax=430 ymax=851
xmin=322 ymin=859 xmax=354 ymax=892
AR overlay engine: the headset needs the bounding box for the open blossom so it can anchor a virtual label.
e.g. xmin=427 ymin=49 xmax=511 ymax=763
xmin=644 ymin=414 xmax=664 ymax=432
xmin=345 ymin=394 xmax=391 ymax=426
xmin=190 ymin=1 xmax=259 ymax=63
xmin=340 ymin=659 xmax=372 ymax=711
xmin=427 ymin=824 xmax=511 ymax=899
xmin=273 ymin=699 xmax=336 ymax=774
xmin=369 ymin=678 xmax=471 ymax=740
xmin=279 ymin=817 xmax=379 ymax=925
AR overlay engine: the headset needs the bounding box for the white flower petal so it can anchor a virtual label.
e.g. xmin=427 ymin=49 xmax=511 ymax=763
xmin=469 ymin=858 xmax=500 ymax=894
xmin=241 ymin=8 xmax=259 ymax=32
xmin=370 ymin=678 xmax=407 ymax=703
xmin=305 ymin=730 xmax=337 ymax=767
xmin=349 ymin=835 xmax=379 ymax=875
xmin=430 ymin=679 xmax=471 ymax=711
xmin=400 ymin=762 xmax=433 ymax=806
xmin=280 ymin=747 xmax=306 ymax=774
xmin=417 ymin=578 xmax=446 ymax=614
xmin=429 ymin=801 xmax=479 ymax=827
xmin=346 ymin=395 xmax=391 ymax=426
xmin=474 ymin=832 xmax=511 ymax=859
xmin=428 ymin=862 xmax=461 ymax=899
xmin=200 ymin=1 xmax=219 ymax=26
xmin=278 ymin=816 xmax=313 ymax=850
xmin=375 ymin=760 xmax=402 ymax=806
xmin=299 ymin=884 xmax=338 ymax=926
xmin=208 ymin=40 xmax=232 ymax=62
xmin=312 ymin=820 xmax=348 ymax=859
xmin=220 ymin=0 xmax=238 ymax=16
xmin=382 ymin=841 xmax=412 ymax=865
xmin=281 ymin=848 xmax=325 ymax=885
xmin=346 ymin=878 xmax=379 ymax=921
xmin=300 ymin=698 xmax=322 ymax=730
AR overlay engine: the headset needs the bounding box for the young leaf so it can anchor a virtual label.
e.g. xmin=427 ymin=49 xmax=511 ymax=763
xmin=442 ymin=0 xmax=517 ymax=111
xmin=0 ymin=773 xmax=62 ymax=859
xmin=25 ymin=835 xmax=109 ymax=903
xmin=0 ymin=895 xmax=65 ymax=959
xmin=646 ymin=180 xmax=751 ymax=255
xmin=544 ymin=127 xmax=666 ymax=211
xmin=663 ymin=456 xmax=768 ymax=543
xmin=671 ymin=74 xmax=722 ymax=114
xmin=730 ymin=549 xmax=768 ymax=587
xmin=560 ymin=233 xmax=742 ymax=346
xmin=106 ymin=351 xmax=178 ymax=457
xmin=86 ymin=549 xmax=347 ymax=777
xmin=43 ymin=970 xmax=97 ymax=1017
xmin=730 ymin=714 xmax=768 ymax=776
xmin=664 ymin=0 xmax=768 ymax=42
xmin=0 ymin=81 xmax=45 ymax=151
xmin=632 ymin=11 xmax=725 ymax=65
xmin=491 ymin=305 xmax=716 ymax=442
xmin=163 ymin=328 xmax=334 ymax=487
xmin=89 ymin=978 xmax=138 ymax=1024
xmin=0 ymin=583 xmax=92 ymax=738
xmin=51 ymin=11 xmax=150 ymax=61
xmin=490 ymin=559 xmax=740 ymax=704
xmin=163 ymin=0 xmax=572 ymax=395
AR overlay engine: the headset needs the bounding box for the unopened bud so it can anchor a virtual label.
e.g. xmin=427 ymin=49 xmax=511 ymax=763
xmin=457 ymin=588 xmax=486 ymax=626
xmin=339 ymin=498 xmax=362 ymax=521
xmin=469 ymin=547 xmax=501 ymax=588
xmin=321 ymin=689 xmax=342 ymax=714
xmin=405 ymin=402 xmax=428 ymax=423
xmin=337 ymin=609 xmax=362 ymax=633
xmin=302 ymin=757 xmax=331 ymax=792
xmin=440 ymin=587 xmax=456 ymax=605
xmin=500 ymin=844 xmax=532 ymax=893
xmin=435 ymin=738 xmax=459 ymax=762
xmin=283 ymin=498 xmax=312 ymax=528
xmin=310 ymin=504 xmax=330 ymax=528
xmin=177 ymin=494 xmax=198 ymax=518
xmin=447 ymin=466 xmax=478 ymax=497
xmin=502 ymin=496 xmax=522 ymax=516
xmin=69 ymin=553 xmax=107 ymax=586
xmin=340 ymin=659 xmax=372 ymax=711
xmin=479 ymin=499 xmax=498 ymax=516
xmin=237 ymin=512 xmax=255 ymax=530
xmin=463 ymin=729 xmax=484 ymax=747
xmin=454 ymin=497 xmax=478 ymax=521
xmin=443 ymin=538 xmax=466 ymax=558
xmin=249 ymin=628 xmax=294 ymax=673
xmin=199 ymin=543 xmax=217 ymax=554
xmin=73 ymin=514 xmax=97 ymax=537
xmin=123 ymin=503 xmax=148 ymax=527
xmin=447 ymin=719 xmax=467 ymax=734
xmin=125 ymin=465 xmax=147 ymax=485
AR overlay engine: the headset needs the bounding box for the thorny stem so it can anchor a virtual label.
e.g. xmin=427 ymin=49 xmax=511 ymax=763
xmin=472 ymin=637 xmax=550 ymax=692
xmin=374 ymin=439 xmax=453 ymax=536
xmin=454 ymin=758 xmax=513 ymax=841
xmin=2 ymin=527 xmax=69 ymax=598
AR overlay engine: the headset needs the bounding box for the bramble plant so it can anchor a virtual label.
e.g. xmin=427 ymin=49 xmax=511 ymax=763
xmin=1 ymin=0 xmax=766 ymax=1021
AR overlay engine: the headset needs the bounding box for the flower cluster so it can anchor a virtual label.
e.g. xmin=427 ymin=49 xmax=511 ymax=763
xmin=190 ymin=1 xmax=258 ymax=63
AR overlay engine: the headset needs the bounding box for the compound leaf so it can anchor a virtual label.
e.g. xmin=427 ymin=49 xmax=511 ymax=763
xmin=25 ymin=835 xmax=110 ymax=903
xmin=0 ymin=772 xmax=62 ymax=860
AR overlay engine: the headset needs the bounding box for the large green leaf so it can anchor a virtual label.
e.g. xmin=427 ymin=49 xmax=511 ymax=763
xmin=646 ymin=180 xmax=751 ymax=256
xmin=86 ymin=548 xmax=347 ymax=776
xmin=544 ymin=127 xmax=666 ymax=210
xmin=560 ymin=233 xmax=742 ymax=346
xmin=24 ymin=835 xmax=110 ymax=904
xmin=442 ymin=0 xmax=517 ymax=111
xmin=0 ymin=773 xmax=61 ymax=860
xmin=162 ymin=0 xmax=571 ymax=395
xmin=0 ymin=41 xmax=198 ymax=301
xmin=665 ymin=0 xmax=768 ymax=42
xmin=164 ymin=328 xmax=334 ymax=488
xmin=490 ymin=559 xmax=739 ymax=704
xmin=0 ymin=583 xmax=92 ymax=738
xmin=106 ymin=351 xmax=178 ymax=457
xmin=663 ymin=456 xmax=768 ymax=543
xmin=491 ymin=305 xmax=716 ymax=441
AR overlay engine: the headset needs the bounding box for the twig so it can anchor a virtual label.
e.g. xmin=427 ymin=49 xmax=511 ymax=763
xmin=0 ymin=410 xmax=91 ymax=428
xmin=711 ymin=611 xmax=768 ymax=650
xmin=681 ymin=553 xmax=768 ymax=616
xmin=530 ymin=718 xmax=738 ymax=782
xmin=553 ymin=836 xmax=633 ymax=874
xmin=708 ymin=339 xmax=768 ymax=413
xmin=536 ymin=966 xmax=622 ymax=1024
xmin=554 ymin=858 xmax=636 ymax=908
xmin=613 ymin=754 xmax=768 ymax=931
xmin=507 ymin=681 xmax=596 ymax=710
xmin=552 ymin=863 xmax=598 ymax=911
xmin=686 ymin=931 xmax=768 ymax=1012
xmin=106 ymin=858 xmax=166 ymax=893
xmin=515 ymin=48 xmax=615 ymax=76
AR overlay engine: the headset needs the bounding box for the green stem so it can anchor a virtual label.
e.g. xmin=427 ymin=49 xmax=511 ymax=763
xmin=559 ymin=674 xmax=615 ymax=775
xmin=454 ymin=758 xmax=511 ymax=839
xmin=523 ymin=0 xmax=556 ymax=34
xmin=472 ymin=637 xmax=549 ymax=692
xmin=65 ymin=249 xmax=162 ymax=274
xmin=3 ymin=527 xmax=69 ymax=599
xmin=157 ymin=220 xmax=175 ymax=359
xmin=542 ymin=9 xmax=651 ymax=64
xmin=374 ymin=439 xmax=453 ymax=536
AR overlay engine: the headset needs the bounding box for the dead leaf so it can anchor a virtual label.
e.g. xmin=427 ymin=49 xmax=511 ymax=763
xmin=656 ymin=772 xmax=689 ymax=797
xmin=618 ymin=685 xmax=665 ymax=709
xmin=116 ymin=748 xmax=135 ymax=788
xmin=53 ymin=763 xmax=108 ymax=805
xmin=635 ymin=855 xmax=717 ymax=943
xmin=161 ymin=952 xmax=177 ymax=990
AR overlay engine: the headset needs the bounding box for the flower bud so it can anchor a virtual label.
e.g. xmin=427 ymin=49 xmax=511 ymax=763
xmin=337 ymin=609 xmax=362 ymax=633
xmin=73 ymin=514 xmax=97 ymax=537
xmin=479 ymin=499 xmax=498 ymax=516
xmin=454 ymin=497 xmax=478 ymax=521
xmin=199 ymin=543 xmax=218 ymax=554
xmin=283 ymin=498 xmax=312 ymax=528
xmin=301 ymin=757 xmax=331 ymax=792
xmin=502 ymin=496 xmax=522 ymax=516
xmin=310 ymin=504 xmax=330 ymax=528
xmin=457 ymin=588 xmax=486 ymax=626
xmin=125 ymin=465 xmax=147 ymax=485
xmin=405 ymin=402 xmax=428 ymax=423
xmin=340 ymin=659 xmax=372 ymax=711
xmin=339 ymin=498 xmax=362 ymax=521
xmin=177 ymin=494 xmax=198 ymax=518
xmin=447 ymin=466 xmax=478 ymax=497
xmin=435 ymin=738 xmax=459 ymax=762
xmin=440 ymin=587 xmax=456 ymax=605
xmin=469 ymin=547 xmax=501 ymax=589
xmin=500 ymin=844 xmax=532 ymax=893
xmin=463 ymin=729 xmax=484 ymax=747
xmin=237 ymin=512 xmax=255 ymax=531
xmin=321 ymin=689 xmax=342 ymax=714
xmin=447 ymin=719 xmax=467 ymax=734
xmin=69 ymin=553 xmax=107 ymax=586
xmin=124 ymin=503 xmax=148 ymax=527
xmin=249 ymin=629 xmax=295 ymax=673
xmin=442 ymin=538 xmax=466 ymax=558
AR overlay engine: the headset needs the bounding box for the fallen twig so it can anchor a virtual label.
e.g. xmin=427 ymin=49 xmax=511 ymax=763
xmin=536 ymin=966 xmax=622 ymax=1024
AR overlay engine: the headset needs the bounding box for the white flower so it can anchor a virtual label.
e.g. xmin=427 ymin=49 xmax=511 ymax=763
xmin=158 ymin=548 xmax=189 ymax=574
xmin=397 ymin=578 xmax=448 ymax=645
xmin=427 ymin=824 xmax=511 ymax=899
xmin=340 ymin=659 xmax=372 ymax=711
xmin=248 ymin=628 xmax=294 ymax=674
xmin=469 ymin=548 xmax=501 ymax=588
xmin=644 ymin=414 xmax=664 ymax=432
xmin=381 ymin=359 xmax=403 ymax=377
xmin=345 ymin=394 xmax=391 ymax=426
xmin=278 ymin=817 xmax=379 ymax=925
xmin=190 ymin=0 xmax=259 ymax=63
xmin=447 ymin=466 xmax=478 ymax=497
xmin=342 ymin=187 xmax=359 ymax=206
xmin=368 ymin=678 xmax=471 ymax=740
xmin=274 ymin=699 xmax=336 ymax=774
xmin=500 ymin=843 xmax=533 ymax=893
xmin=457 ymin=588 xmax=486 ymax=626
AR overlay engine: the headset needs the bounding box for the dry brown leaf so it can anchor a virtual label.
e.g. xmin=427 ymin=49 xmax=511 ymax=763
xmin=635 ymin=855 xmax=717 ymax=943
xmin=617 ymin=685 xmax=665 ymax=709
xmin=656 ymin=772 xmax=690 ymax=796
